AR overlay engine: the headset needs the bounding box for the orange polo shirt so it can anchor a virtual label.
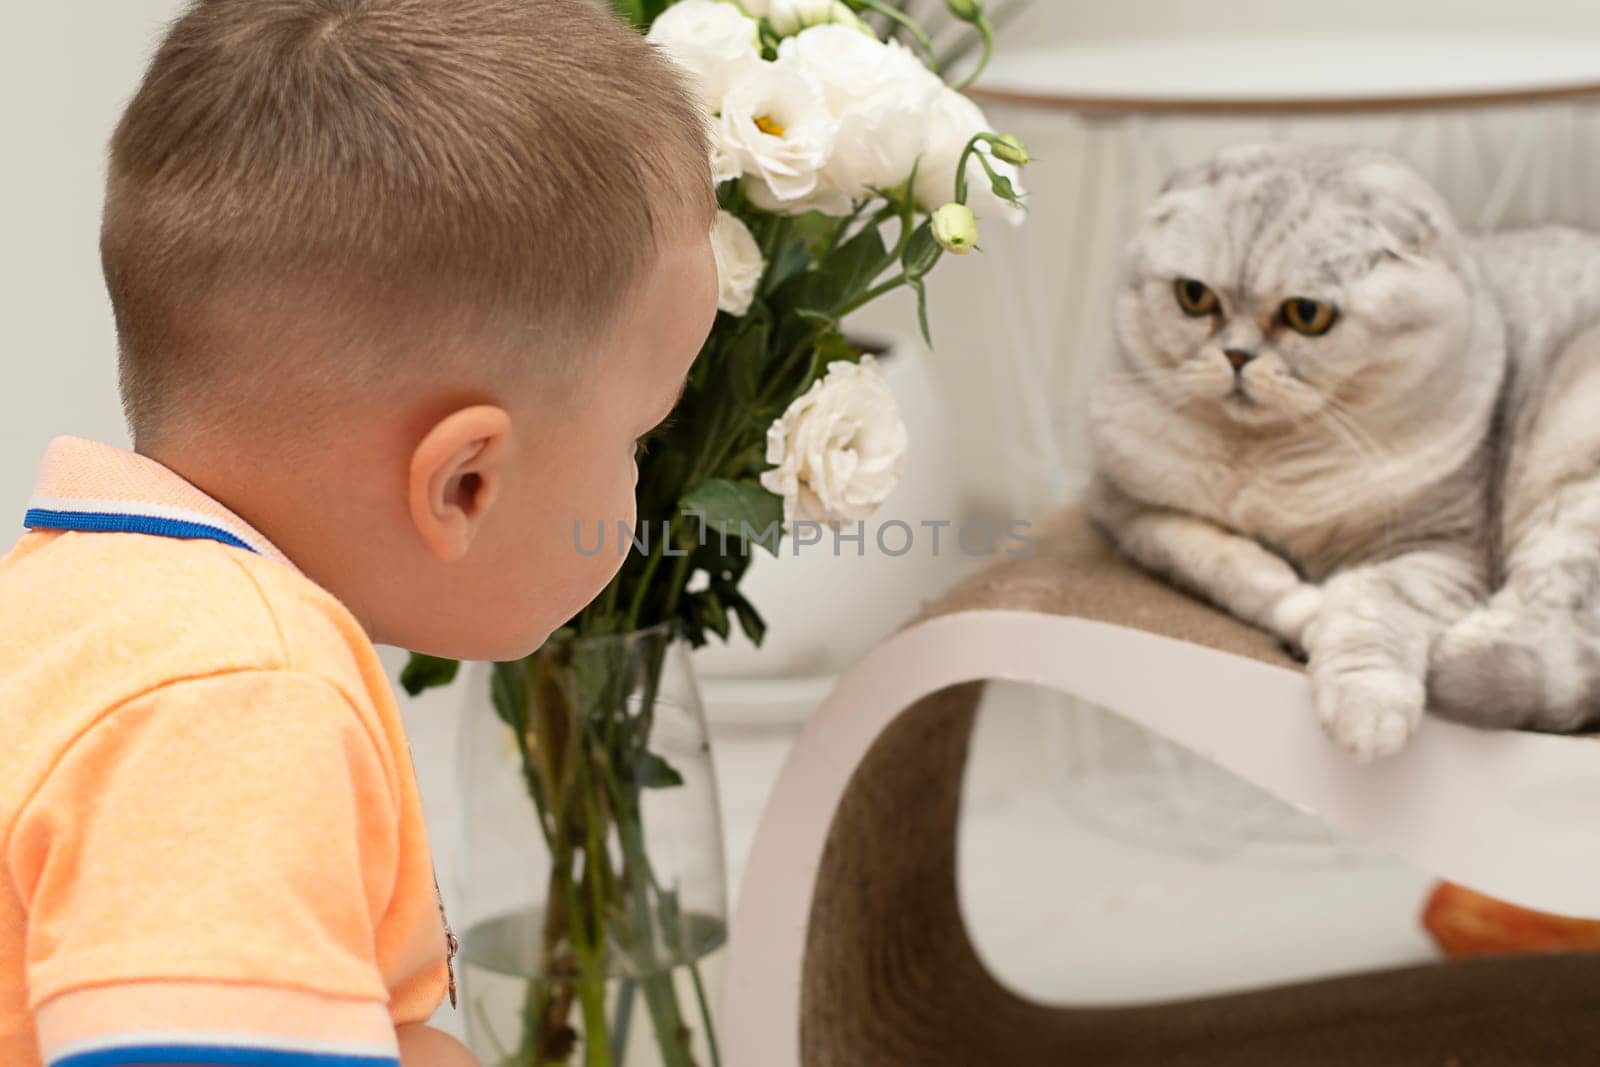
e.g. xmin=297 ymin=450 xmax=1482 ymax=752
xmin=0 ymin=436 xmax=456 ymax=1067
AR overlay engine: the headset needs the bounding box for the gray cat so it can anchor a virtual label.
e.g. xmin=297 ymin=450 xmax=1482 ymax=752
xmin=1087 ymin=141 xmax=1600 ymax=760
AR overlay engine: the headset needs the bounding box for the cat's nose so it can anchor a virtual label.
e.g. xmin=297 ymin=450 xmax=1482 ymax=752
xmin=1223 ymin=347 xmax=1256 ymax=371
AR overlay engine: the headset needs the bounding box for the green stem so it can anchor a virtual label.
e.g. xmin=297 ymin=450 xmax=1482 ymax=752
xmin=759 ymin=213 xmax=786 ymax=270
xmin=587 ymin=650 xmax=701 ymax=1067
xmin=954 ymin=136 xmax=983 ymax=204
xmin=471 ymin=997 xmax=512 ymax=1066
xmin=837 ymin=272 xmax=909 ymax=317
xmin=526 ymin=841 xmax=574 ymax=1065
xmin=598 ymin=567 xmax=622 ymax=624
xmin=611 ymin=980 xmax=637 ymax=1058
xmin=659 ymin=534 xmax=698 ymax=623
xmin=564 ymin=871 xmax=610 ymax=1067
xmin=616 ymin=808 xmax=696 ymax=1067
xmin=623 ymin=533 xmax=668 ymax=634
xmin=689 ymin=962 xmax=722 ymax=1067
xmin=572 ymin=752 xmax=613 ymax=1066
xmin=950 ymin=14 xmax=994 ymax=91
xmin=854 ymin=0 xmax=937 ymax=64
xmin=617 ymin=805 xmax=721 ymax=1067
xmin=818 ymin=200 xmax=871 ymax=262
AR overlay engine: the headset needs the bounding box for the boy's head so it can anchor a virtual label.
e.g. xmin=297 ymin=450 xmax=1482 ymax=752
xmin=104 ymin=0 xmax=719 ymax=660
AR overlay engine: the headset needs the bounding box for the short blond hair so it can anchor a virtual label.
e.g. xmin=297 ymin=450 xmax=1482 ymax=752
xmin=103 ymin=0 xmax=714 ymax=448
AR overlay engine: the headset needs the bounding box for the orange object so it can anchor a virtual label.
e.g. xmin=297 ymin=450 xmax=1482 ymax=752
xmin=1423 ymin=880 xmax=1600 ymax=957
xmin=0 ymin=437 xmax=452 ymax=1066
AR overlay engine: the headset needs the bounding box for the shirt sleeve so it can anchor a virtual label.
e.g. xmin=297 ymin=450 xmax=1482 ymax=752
xmin=8 ymin=669 xmax=405 ymax=1067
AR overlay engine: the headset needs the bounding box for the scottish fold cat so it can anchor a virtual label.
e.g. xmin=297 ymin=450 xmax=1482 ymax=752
xmin=1087 ymin=142 xmax=1600 ymax=760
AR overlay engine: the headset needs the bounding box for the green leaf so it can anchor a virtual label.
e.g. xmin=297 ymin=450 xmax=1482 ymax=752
xmin=400 ymin=653 xmax=460 ymax=696
xmin=909 ymin=276 xmax=933 ymax=346
xmin=810 ymin=328 xmax=859 ymax=377
xmin=681 ymin=478 xmax=784 ymax=545
xmin=695 ymin=589 xmax=732 ymax=641
xmin=727 ymin=588 xmax=768 ymax=645
xmin=637 ymin=751 xmax=685 ymax=789
xmin=777 ymin=224 xmax=889 ymax=318
xmin=764 ymin=237 xmax=812 ymax=294
xmin=727 ymin=320 xmax=767 ymax=403
xmin=901 ymin=221 xmax=941 ymax=279
xmin=608 ymin=0 xmax=645 ymax=27
xmin=823 ymin=224 xmax=890 ymax=307
xmin=758 ymin=23 xmax=782 ymax=57
xmin=609 ymin=0 xmax=672 ymax=30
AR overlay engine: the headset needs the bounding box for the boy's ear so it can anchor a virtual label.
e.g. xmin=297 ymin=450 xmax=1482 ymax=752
xmin=408 ymin=405 xmax=513 ymax=562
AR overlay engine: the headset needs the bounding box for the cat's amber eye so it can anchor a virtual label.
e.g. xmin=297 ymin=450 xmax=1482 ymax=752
xmin=1281 ymin=297 xmax=1338 ymax=336
xmin=1173 ymin=278 xmax=1219 ymax=317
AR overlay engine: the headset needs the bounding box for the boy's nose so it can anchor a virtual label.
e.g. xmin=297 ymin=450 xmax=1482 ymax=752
xmin=1224 ymin=347 xmax=1256 ymax=371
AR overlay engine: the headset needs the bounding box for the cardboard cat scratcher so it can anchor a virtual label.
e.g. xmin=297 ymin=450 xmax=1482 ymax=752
xmin=721 ymin=506 xmax=1600 ymax=1066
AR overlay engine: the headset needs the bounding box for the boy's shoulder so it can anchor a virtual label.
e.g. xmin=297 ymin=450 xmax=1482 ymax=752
xmin=0 ymin=528 xmax=381 ymax=732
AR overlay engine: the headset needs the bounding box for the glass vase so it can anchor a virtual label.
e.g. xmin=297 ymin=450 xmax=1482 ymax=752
xmin=456 ymin=622 xmax=727 ymax=1067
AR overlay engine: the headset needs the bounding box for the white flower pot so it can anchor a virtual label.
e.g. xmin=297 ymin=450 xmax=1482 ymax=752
xmin=692 ymin=335 xmax=970 ymax=728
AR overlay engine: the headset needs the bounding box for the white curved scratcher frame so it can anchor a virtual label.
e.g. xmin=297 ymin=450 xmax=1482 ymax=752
xmin=721 ymin=609 xmax=1600 ymax=1066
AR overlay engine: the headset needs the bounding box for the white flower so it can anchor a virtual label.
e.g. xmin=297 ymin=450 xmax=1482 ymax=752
xmin=760 ymin=355 xmax=908 ymax=525
xmin=645 ymin=0 xmax=761 ymax=113
xmin=709 ymin=125 xmax=743 ymax=184
xmin=711 ymin=210 xmax=764 ymax=316
xmin=776 ymin=25 xmax=941 ymax=200
xmin=718 ymin=61 xmax=846 ymax=215
xmin=763 ymin=0 xmax=872 ymax=37
xmin=913 ymin=86 xmax=1026 ymax=225
xmin=743 ymin=164 xmax=854 ymax=219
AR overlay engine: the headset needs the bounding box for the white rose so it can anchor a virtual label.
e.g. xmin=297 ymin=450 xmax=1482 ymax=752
xmin=709 ymin=124 xmax=743 ymax=184
xmin=913 ymin=86 xmax=1026 ymax=225
xmin=743 ymin=166 xmax=854 ymax=218
xmin=719 ymin=61 xmax=848 ymax=215
xmin=711 ymin=210 xmax=764 ymax=316
xmin=764 ymin=0 xmax=871 ymax=37
xmin=760 ymin=355 xmax=908 ymax=525
xmin=646 ymin=0 xmax=761 ymax=113
xmin=777 ymin=25 xmax=941 ymax=200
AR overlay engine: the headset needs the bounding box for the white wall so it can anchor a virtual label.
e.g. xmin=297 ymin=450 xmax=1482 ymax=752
xmin=1000 ymin=0 xmax=1600 ymax=42
xmin=2 ymin=4 xmax=165 ymax=478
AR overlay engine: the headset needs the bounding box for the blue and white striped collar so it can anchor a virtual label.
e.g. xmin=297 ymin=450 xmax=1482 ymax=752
xmin=23 ymin=435 xmax=300 ymax=573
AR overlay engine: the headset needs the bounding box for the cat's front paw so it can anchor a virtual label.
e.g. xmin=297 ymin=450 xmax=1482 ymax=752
xmin=1429 ymin=606 xmax=1543 ymax=727
xmin=1310 ymin=664 xmax=1425 ymax=761
xmin=1268 ymin=583 xmax=1324 ymax=659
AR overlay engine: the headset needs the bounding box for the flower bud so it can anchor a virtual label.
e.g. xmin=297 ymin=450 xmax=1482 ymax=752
xmin=931 ymin=202 xmax=979 ymax=255
xmin=944 ymin=0 xmax=983 ymax=23
xmin=992 ymin=134 xmax=1030 ymax=166
xmin=767 ymin=0 xmax=873 ymax=36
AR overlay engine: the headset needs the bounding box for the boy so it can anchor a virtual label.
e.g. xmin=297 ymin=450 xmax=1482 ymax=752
xmin=0 ymin=1 xmax=717 ymax=1065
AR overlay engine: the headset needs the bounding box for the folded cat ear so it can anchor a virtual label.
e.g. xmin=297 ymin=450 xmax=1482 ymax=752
xmin=1159 ymin=141 xmax=1309 ymax=194
xmin=1370 ymin=220 xmax=1434 ymax=266
xmin=1343 ymin=157 xmax=1458 ymax=262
